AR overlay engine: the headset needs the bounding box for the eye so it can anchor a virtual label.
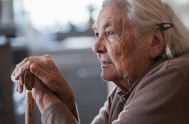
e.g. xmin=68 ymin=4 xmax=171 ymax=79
xmin=108 ymin=31 xmax=114 ymax=35
xmin=110 ymin=32 xmax=114 ymax=35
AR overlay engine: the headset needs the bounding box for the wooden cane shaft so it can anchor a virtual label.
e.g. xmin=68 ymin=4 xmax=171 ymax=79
xmin=25 ymin=90 xmax=34 ymax=124
xmin=24 ymin=70 xmax=34 ymax=124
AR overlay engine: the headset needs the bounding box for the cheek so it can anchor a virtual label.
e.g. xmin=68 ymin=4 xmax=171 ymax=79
xmin=108 ymin=39 xmax=119 ymax=52
xmin=108 ymin=37 xmax=139 ymax=77
xmin=105 ymin=39 xmax=124 ymax=74
xmin=107 ymin=36 xmax=122 ymax=56
xmin=108 ymin=36 xmax=134 ymax=61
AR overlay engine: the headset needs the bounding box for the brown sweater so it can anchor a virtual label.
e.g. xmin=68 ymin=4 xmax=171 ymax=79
xmin=42 ymin=54 xmax=189 ymax=124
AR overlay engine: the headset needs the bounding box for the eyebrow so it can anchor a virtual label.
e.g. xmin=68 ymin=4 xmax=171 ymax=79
xmin=92 ymin=21 xmax=112 ymax=31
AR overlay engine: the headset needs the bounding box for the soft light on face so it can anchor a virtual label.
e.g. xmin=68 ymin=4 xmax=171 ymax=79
xmin=92 ymin=3 xmax=153 ymax=88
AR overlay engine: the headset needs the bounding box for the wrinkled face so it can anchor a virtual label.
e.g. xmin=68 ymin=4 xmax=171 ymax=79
xmin=92 ymin=3 xmax=152 ymax=85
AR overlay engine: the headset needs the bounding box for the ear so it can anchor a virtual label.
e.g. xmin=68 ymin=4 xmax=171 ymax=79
xmin=149 ymin=26 xmax=165 ymax=59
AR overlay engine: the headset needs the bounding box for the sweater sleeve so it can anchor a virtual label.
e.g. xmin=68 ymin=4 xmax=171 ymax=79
xmin=91 ymin=101 xmax=109 ymax=124
xmin=41 ymin=87 xmax=118 ymax=124
xmin=112 ymin=68 xmax=189 ymax=124
xmin=41 ymin=103 xmax=79 ymax=124
xmin=92 ymin=87 xmax=118 ymax=124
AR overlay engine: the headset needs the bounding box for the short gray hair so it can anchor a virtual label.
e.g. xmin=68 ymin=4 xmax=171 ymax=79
xmin=102 ymin=0 xmax=189 ymax=59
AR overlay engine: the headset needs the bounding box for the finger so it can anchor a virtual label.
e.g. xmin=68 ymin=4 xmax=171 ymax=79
xmin=17 ymin=79 xmax=23 ymax=94
xmin=13 ymin=58 xmax=29 ymax=77
xmin=15 ymin=81 xmax=18 ymax=92
xmin=18 ymin=81 xmax=21 ymax=94
xmin=30 ymin=63 xmax=51 ymax=86
xmin=43 ymin=54 xmax=52 ymax=59
xmin=19 ymin=84 xmax=23 ymax=94
xmin=12 ymin=63 xmax=21 ymax=76
xmin=14 ymin=59 xmax=34 ymax=80
xmin=13 ymin=56 xmax=48 ymax=77
xmin=19 ymin=77 xmax=24 ymax=85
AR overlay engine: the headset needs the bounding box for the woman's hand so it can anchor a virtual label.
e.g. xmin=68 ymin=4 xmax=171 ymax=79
xmin=13 ymin=55 xmax=75 ymax=111
xmin=17 ymin=75 xmax=61 ymax=114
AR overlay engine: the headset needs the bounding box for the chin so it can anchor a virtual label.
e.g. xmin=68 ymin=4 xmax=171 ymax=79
xmin=101 ymin=69 xmax=119 ymax=82
xmin=101 ymin=75 xmax=111 ymax=81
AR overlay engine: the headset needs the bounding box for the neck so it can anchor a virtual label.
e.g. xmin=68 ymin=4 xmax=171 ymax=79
xmin=113 ymin=58 xmax=156 ymax=93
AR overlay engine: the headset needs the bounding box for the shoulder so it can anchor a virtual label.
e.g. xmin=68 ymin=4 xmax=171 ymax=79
xmin=166 ymin=54 xmax=189 ymax=82
xmin=122 ymin=54 xmax=189 ymax=124
xmin=126 ymin=54 xmax=189 ymax=107
xmin=146 ymin=54 xmax=189 ymax=82
xmin=133 ymin=54 xmax=189 ymax=93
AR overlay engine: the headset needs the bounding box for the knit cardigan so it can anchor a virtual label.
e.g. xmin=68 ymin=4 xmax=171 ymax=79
xmin=42 ymin=54 xmax=189 ymax=124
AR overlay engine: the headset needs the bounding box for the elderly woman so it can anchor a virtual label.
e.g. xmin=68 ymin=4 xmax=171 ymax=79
xmin=12 ymin=0 xmax=189 ymax=123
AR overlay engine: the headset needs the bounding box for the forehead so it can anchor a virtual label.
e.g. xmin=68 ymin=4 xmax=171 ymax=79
xmin=93 ymin=3 xmax=124 ymax=30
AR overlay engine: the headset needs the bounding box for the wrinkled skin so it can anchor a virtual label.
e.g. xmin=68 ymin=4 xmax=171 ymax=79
xmin=92 ymin=3 xmax=164 ymax=92
xmin=15 ymin=74 xmax=61 ymax=114
xmin=32 ymin=76 xmax=61 ymax=114
xmin=13 ymin=3 xmax=164 ymax=114
xmin=13 ymin=55 xmax=75 ymax=112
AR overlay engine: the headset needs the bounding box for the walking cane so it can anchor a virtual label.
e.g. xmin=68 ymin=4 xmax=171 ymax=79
xmin=24 ymin=70 xmax=34 ymax=124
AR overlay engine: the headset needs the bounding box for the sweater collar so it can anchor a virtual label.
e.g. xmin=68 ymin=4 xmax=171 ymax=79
xmin=116 ymin=57 xmax=168 ymax=101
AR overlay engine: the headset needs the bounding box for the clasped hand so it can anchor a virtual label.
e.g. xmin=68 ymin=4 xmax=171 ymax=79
xmin=12 ymin=55 xmax=75 ymax=113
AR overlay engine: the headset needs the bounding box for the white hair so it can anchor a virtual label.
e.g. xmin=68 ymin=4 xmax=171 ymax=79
xmin=102 ymin=0 xmax=189 ymax=59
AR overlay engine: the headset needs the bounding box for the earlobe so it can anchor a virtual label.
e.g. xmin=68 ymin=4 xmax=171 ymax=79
xmin=149 ymin=26 xmax=165 ymax=59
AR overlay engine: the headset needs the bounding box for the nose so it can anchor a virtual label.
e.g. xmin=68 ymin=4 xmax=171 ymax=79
xmin=92 ymin=37 xmax=107 ymax=54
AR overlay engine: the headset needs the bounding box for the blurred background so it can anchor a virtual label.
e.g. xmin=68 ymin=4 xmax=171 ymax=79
xmin=0 ymin=0 xmax=188 ymax=124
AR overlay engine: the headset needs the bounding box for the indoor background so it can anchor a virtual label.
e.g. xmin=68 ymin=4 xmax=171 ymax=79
xmin=0 ymin=0 xmax=188 ymax=124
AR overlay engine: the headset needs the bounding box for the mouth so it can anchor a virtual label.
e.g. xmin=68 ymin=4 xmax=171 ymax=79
xmin=101 ymin=61 xmax=113 ymax=68
xmin=102 ymin=61 xmax=112 ymax=64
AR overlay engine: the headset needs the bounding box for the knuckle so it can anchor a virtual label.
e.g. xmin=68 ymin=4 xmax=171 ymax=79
xmin=20 ymin=67 xmax=25 ymax=72
xmin=45 ymin=59 xmax=52 ymax=65
xmin=20 ymin=65 xmax=29 ymax=74
xmin=44 ymin=54 xmax=52 ymax=59
xmin=16 ymin=63 xmax=20 ymax=67
xmin=24 ymin=58 xmax=29 ymax=62
xmin=27 ymin=60 xmax=33 ymax=65
xmin=47 ymin=58 xmax=52 ymax=62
